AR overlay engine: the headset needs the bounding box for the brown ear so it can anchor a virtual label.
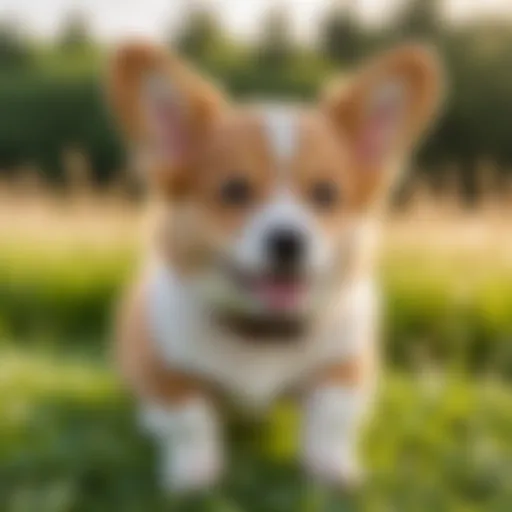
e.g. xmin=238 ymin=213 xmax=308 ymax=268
xmin=107 ymin=41 xmax=227 ymax=193
xmin=323 ymin=44 xmax=443 ymax=206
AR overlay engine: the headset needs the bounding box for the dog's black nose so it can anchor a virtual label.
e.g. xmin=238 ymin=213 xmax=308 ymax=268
xmin=267 ymin=228 xmax=305 ymax=270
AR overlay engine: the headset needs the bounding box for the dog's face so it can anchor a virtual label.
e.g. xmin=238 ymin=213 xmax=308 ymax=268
xmin=190 ymin=107 xmax=354 ymax=318
xmin=109 ymin=43 xmax=442 ymax=328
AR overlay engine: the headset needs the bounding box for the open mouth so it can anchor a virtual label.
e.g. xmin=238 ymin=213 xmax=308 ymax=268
xmin=207 ymin=262 xmax=316 ymax=341
xmin=227 ymin=264 xmax=310 ymax=314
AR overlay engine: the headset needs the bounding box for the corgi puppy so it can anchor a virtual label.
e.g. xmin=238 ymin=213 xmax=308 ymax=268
xmin=110 ymin=42 xmax=442 ymax=492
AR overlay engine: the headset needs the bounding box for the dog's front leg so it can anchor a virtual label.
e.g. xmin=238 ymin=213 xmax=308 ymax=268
xmin=141 ymin=394 xmax=223 ymax=493
xmin=117 ymin=281 xmax=224 ymax=493
xmin=302 ymin=356 xmax=375 ymax=487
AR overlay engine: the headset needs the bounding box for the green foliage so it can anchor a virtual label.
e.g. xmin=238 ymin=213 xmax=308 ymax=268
xmin=0 ymin=242 xmax=133 ymax=343
xmin=0 ymin=348 xmax=510 ymax=510
xmin=318 ymin=6 xmax=362 ymax=65
xmin=255 ymin=7 xmax=295 ymax=71
xmin=382 ymin=253 xmax=512 ymax=377
xmin=393 ymin=0 xmax=444 ymax=40
xmin=2 ymin=7 xmax=512 ymax=190
xmin=56 ymin=11 xmax=93 ymax=52
xmin=0 ymin=21 xmax=34 ymax=72
xmin=0 ymin=72 xmax=123 ymax=181
xmin=174 ymin=6 xmax=227 ymax=65
xmin=1 ymin=240 xmax=511 ymax=378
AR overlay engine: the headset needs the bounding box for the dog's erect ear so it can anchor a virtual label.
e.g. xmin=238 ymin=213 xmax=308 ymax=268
xmin=322 ymin=45 xmax=443 ymax=206
xmin=107 ymin=42 xmax=226 ymax=192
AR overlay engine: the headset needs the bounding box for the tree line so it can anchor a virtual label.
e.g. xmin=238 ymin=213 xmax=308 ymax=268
xmin=1 ymin=0 xmax=512 ymax=200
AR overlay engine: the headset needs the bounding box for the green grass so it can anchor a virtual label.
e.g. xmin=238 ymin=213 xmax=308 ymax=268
xmin=1 ymin=238 xmax=511 ymax=376
xmin=0 ymin=241 xmax=133 ymax=344
xmin=1 ymin=227 xmax=512 ymax=509
xmin=0 ymin=347 xmax=511 ymax=511
xmin=382 ymin=249 xmax=512 ymax=377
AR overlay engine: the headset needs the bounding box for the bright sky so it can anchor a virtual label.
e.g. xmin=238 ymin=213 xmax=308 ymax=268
xmin=0 ymin=0 xmax=511 ymax=43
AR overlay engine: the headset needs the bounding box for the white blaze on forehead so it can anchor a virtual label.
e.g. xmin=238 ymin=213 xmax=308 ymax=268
xmin=260 ymin=106 xmax=299 ymax=166
xmin=232 ymin=106 xmax=331 ymax=278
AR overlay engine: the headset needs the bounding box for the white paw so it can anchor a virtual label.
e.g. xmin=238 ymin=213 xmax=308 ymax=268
xmin=140 ymin=399 xmax=223 ymax=493
xmin=302 ymin=387 xmax=367 ymax=489
xmin=303 ymin=442 xmax=363 ymax=488
xmin=160 ymin=441 xmax=222 ymax=493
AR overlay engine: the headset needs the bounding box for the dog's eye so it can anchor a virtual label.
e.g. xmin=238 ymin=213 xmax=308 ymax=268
xmin=219 ymin=176 xmax=253 ymax=206
xmin=309 ymin=181 xmax=340 ymax=210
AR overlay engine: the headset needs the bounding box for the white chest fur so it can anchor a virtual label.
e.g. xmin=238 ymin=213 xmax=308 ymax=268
xmin=147 ymin=263 xmax=378 ymax=411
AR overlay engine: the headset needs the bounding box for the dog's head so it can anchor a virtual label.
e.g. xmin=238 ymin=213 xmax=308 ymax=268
xmin=108 ymin=43 xmax=442 ymax=333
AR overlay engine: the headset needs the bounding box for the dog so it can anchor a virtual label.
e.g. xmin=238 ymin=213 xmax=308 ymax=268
xmin=109 ymin=42 xmax=442 ymax=492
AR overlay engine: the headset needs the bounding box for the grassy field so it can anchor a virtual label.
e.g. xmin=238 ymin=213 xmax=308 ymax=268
xmin=1 ymin=348 xmax=511 ymax=511
xmin=0 ymin=197 xmax=511 ymax=511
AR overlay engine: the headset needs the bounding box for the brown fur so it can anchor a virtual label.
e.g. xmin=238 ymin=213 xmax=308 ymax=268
xmin=110 ymin=42 xmax=442 ymax=408
xmin=108 ymin=41 xmax=227 ymax=195
xmin=323 ymin=45 xmax=443 ymax=207
xmin=115 ymin=276 xmax=208 ymax=405
xmin=149 ymin=108 xmax=356 ymax=277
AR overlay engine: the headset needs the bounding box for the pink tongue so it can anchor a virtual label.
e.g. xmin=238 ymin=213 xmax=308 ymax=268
xmin=257 ymin=280 xmax=305 ymax=311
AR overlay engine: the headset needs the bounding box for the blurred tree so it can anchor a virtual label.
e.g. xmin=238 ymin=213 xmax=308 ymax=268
xmin=0 ymin=0 xmax=512 ymax=195
xmin=255 ymin=7 xmax=295 ymax=69
xmin=57 ymin=11 xmax=93 ymax=51
xmin=174 ymin=5 xmax=224 ymax=64
xmin=394 ymin=0 xmax=444 ymax=41
xmin=0 ymin=21 xmax=33 ymax=71
xmin=318 ymin=5 xmax=363 ymax=66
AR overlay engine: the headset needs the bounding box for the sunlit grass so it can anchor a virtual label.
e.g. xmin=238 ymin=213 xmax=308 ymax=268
xmin=0 ymin=347 xmax=511 ymax=511
xmin=1 ymin=203 xmax=511 ymax=376
xmin=1 ymin=199 xmax=512 ymax=509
